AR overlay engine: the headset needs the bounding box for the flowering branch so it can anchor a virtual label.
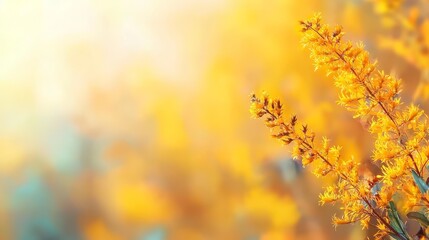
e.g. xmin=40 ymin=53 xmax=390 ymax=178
xmin=250 ymin=13 xmax=429 ymax=239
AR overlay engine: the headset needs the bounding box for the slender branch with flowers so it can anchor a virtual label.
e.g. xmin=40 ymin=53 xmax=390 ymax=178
xmin=251 ymin=14 xmax=429 ymax=239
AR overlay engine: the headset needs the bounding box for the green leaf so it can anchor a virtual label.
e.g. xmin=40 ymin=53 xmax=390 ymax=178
xmin=387 ymin=202 xmax=410 ymax=239
xmin=411 ymin=169 xmax=429 ymax=193
xmin=407 ymin=212 xmax=429 ymax=229
xmin=388 ymin=234 xmax=404 ymax=240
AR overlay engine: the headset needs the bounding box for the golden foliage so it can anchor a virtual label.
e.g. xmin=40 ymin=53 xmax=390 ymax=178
xmin=252 ymin=13 xmax=429 ymax=239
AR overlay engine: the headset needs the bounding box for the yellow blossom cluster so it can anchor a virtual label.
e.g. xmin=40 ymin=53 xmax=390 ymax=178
xmin=252 ymin=13 xmax=429 ymax=239
xmin=251 ymin=93 xmax=380 ymax=236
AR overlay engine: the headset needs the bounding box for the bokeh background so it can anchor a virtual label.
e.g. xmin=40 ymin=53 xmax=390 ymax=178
xmin=1 ymin=0 xmax=429 ymax=239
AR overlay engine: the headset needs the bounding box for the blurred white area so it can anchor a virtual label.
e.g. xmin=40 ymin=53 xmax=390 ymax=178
xmin=0 ymin=0 xmax=226 ymax=114
xmin=0 ymin=0 xmax=227 ymax=161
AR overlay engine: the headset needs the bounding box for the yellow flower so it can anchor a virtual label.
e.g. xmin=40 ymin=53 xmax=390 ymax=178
xmin=360 ymin=216 xmax=370 ymax=230
xmin=374 ymin=219 xmax=389 ymax=240
xmin=319 ymin=186 xmax=338 ymax=205
xmin=252 ymin=13 xmax=429 ymax=238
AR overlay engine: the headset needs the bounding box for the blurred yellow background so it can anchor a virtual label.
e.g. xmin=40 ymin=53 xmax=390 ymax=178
xmin=1 ymin=0 xmax=428 ymax=239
